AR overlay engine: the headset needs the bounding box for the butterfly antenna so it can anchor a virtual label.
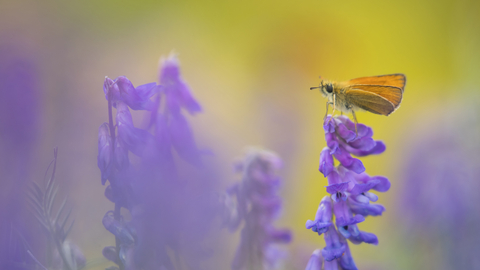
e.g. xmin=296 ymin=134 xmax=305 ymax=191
xmin=310 ymin=80 xmax=324 ymax=91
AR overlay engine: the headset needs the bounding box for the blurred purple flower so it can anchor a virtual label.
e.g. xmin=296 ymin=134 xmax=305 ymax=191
xmin=0 ymin=43 xmax=41 ymax=269
xmin=98 ymin=54 xmax=218 ymax=270
xmin=400 ymin=103 xmax=480 ymax=269
xmin=159 ymin=53 xmax=202 ymax=115
xmin=305 ymin=115 xmax=390 ymax=269
xmin=223 ymin=148 xmax=292 ymax=270
xmin=103 ymin=76 xmax=158 ymax=111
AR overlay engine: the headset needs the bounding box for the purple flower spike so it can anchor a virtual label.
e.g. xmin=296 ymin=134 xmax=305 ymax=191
xmin=159 ymin=54 xmax=202 ymax=115
xmin=306 ymin=196 xmax=333 ymax=235
xmin=305 ymin=249 xmax=323 ymax=270
xmin=98 ymin=55 xmax=220 ymax=270
xmin=227 ymin=148 xmax=291 ymax=269
xmin=306 ymin=114 xmax=389 ymax=269
xmin=321 ymin=225 xmax=346 ymax=261
xmin=349 ymin=231 xmax=378 ymax=245
xmin=319 ymin=147 xmax=334 ymax=177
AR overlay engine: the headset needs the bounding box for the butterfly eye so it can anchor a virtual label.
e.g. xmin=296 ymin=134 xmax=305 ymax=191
xmin=326 ymin=84 xmax=333 ymax=93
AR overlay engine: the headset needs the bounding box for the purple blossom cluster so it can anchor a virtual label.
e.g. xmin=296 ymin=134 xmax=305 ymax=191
xmin=222 ymin=149 xmax=292 ymax=270
xmin=400 ymin=105 xmax=480 ymax=269
xmin=305 ymin=115 xmax=390 ymax=270
xmin=97 ymin=54 xmax=217 ymax=270
xmin=0 ymin=44 xmax=42 ymax=269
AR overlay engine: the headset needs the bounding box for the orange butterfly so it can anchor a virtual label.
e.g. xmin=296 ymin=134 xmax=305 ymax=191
xmin=310 ymin=74 xmax=406 ymax=131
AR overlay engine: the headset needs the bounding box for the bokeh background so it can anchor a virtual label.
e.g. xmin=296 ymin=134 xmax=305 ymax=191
xmin=1 ymin=0 xmax=479 ymax=269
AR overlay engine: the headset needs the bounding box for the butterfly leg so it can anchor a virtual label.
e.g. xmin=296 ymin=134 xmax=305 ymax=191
xmin=326 ymin=94 xmax=336 ymax=125
xmin=324 ymin=101 xmax=334 ymax=122
xmin=351 ymin=108 xmax=358 ymax=137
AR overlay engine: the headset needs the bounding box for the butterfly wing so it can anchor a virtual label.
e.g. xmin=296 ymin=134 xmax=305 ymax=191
xmin=345 ymin=89 xmax=396 ymax=115
xmin=347 ymin=74 xmax=406 ymax=91
xmin=346 ymin=84 xmax=403 ymax=109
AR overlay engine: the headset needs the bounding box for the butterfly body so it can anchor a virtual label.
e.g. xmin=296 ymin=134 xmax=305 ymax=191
xmin=313 ymin=74 xmax=406 ymax=117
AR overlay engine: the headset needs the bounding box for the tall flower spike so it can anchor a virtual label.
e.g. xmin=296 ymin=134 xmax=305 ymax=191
xmin=226 ymin=148 xmax=291 ymax=270
xmin=305 ymin=115 xmax=389 ymax=269
xmin=99 ymin=55 xmax=218 ymax=270
xmin=400 ymin=101 xmax=480 ymax=269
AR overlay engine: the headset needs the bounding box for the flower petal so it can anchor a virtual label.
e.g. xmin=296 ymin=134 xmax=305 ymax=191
xmin=305 ymin=249 xmax=323 ymax=270
xmin=169 ymin=112 xmax=202 ymax=166
xmin=319 ymin=147 xmax=334 ymax=177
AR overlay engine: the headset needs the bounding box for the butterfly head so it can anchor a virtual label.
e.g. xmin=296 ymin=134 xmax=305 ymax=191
xmin=311 ymin=81 xmax=334 ymax=98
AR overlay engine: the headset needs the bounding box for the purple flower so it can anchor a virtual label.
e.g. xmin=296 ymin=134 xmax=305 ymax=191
xmin=225 ymin=148 xmax=291 ymax=270
xmin=348 ymin=230 xmax=378 ymax=245
xmin=305 ymin=115 xmax=390 ymax=268
xmin=116 ymin=101 xmax=154 ymax=157
xmin=349 ymin=200 xmax=385 ymax=217
xmin=319 ymin=147 xmax=334 ymax=177
xmin=0 ymin=44 xmax=42 ymax=269
xmin=159 ymin=53 xmax=202 ymax=115
xmin=306 ymin=196 xmax=333 ymax=235
xmin=321 ymin=225 xmax=345 ymax=261
xmin=333 ymin=200 xmax=364 ymax=238
xmin=98 ymin=55 xmax=219 ymax=270
xmin=103 ymin=76 xmax=159 ymax=111
xmin=400 ymin=103 xmax=480 ymax=269
xmin=338 ymin=237 xmax=358 ymax=270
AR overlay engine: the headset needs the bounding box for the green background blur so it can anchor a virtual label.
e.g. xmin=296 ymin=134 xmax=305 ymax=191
xmin=1 ymin=0 xmax=479 ymax=269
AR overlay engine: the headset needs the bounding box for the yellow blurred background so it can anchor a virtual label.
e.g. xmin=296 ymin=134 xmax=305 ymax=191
xmin=1 ymin=0 xmax=479 ymax=269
